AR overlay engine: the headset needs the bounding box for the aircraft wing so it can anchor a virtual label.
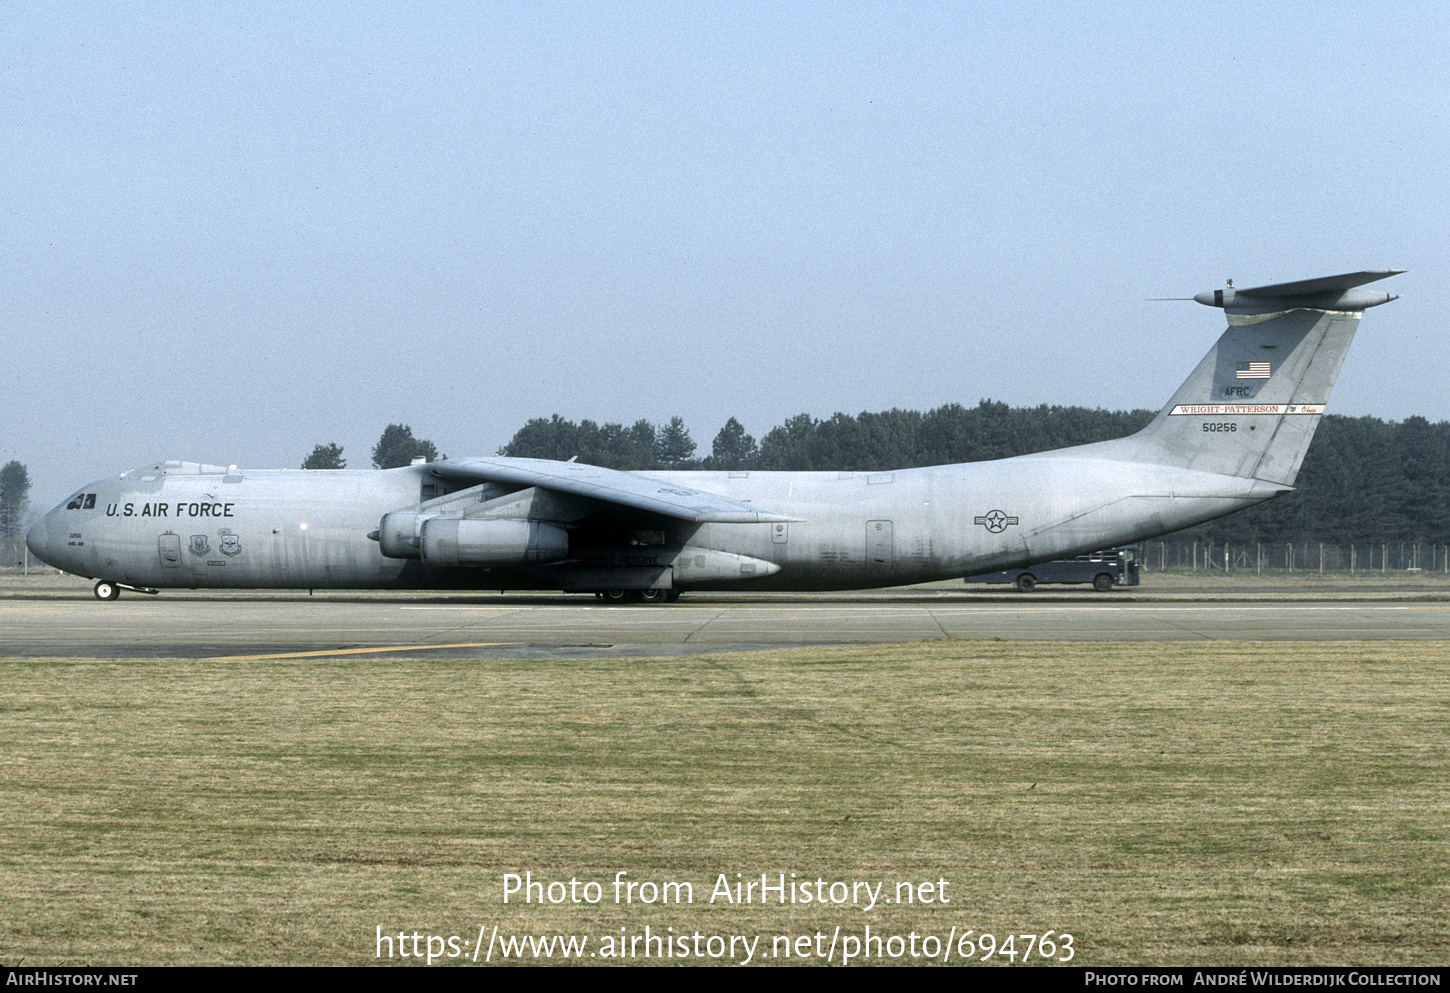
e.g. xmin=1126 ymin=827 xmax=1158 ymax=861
xmin=427 ymin=457 xmax=799 ymax=523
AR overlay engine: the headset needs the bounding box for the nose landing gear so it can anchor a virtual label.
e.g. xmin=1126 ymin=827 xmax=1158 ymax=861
xmin=91 ymin=580 xmax=159 ymax=601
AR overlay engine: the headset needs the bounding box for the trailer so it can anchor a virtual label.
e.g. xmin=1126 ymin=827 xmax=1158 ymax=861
xmin=964 ymin=546 xmax=1140 ymax=592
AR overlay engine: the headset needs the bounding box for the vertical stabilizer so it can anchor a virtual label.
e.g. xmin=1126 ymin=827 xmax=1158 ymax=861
xmin=1062 ymin=270 xmax=1402 ymax=485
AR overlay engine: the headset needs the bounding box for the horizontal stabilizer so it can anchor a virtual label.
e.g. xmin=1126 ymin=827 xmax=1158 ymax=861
xmin=1195 ymin=269 xmax=1405 ymax=314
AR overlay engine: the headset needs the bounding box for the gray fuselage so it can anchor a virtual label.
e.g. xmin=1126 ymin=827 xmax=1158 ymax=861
xmin=27 ymin=454 xmax=1270 ymax=592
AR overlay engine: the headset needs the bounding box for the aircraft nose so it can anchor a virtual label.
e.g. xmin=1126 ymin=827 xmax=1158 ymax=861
xmin=25 ymin=517 xmax=53 ymax=567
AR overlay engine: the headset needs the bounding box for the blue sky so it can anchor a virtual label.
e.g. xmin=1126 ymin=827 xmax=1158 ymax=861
xmin=4 ymin=2 xmax=1445 ymax=510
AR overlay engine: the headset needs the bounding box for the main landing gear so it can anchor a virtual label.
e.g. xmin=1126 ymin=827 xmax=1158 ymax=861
xmin=595 ymin=589 xmax=682 ymax=604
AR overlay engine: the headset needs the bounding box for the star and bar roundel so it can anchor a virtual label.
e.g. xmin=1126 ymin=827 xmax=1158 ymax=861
xmin=974 ymin=509 xmax=1019 ymax=533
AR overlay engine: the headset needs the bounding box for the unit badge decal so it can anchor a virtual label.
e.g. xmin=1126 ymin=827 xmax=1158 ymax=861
xmin=974 ymin=510 xmax=1020 ymax=533
xmin=189 ymin=535 xmax=210 ymax=556
xmin=219 ymin=532 xmax=242 ymax=557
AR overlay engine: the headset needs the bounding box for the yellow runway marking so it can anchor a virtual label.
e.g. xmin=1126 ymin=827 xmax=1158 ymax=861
xmin=214 ymin=642 xmax=521 ymax=660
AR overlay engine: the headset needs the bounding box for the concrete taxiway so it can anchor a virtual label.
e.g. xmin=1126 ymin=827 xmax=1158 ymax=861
xmin=3 ymin=581 xmax=1449 ymax=659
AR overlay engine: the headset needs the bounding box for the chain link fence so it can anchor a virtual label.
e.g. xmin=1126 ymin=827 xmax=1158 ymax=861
xmin=1140 ymin=540 xmax=1450 ymax=575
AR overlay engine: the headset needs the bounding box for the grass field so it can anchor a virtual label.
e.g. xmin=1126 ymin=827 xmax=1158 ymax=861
xmin=2 ymin=641 xmax=1447 ymax=966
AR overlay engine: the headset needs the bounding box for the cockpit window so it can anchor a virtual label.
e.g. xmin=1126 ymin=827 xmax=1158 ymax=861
xmin=66 ymin=493 xmax=97 ymax=510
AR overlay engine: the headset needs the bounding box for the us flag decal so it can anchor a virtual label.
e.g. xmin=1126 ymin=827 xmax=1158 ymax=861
xmin=1236 ymin=361 xmax=1271 ymax=379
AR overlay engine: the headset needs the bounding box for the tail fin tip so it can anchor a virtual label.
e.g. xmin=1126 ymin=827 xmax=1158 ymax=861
xmin=1193 ymin=269 xmax=1406 ymax=314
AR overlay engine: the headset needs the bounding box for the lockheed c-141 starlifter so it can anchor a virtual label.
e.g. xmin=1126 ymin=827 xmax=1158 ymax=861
xmin=28 ymin=269 xmax=1403 ymax=601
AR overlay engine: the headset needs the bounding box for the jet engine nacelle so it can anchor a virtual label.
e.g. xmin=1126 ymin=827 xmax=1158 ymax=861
xmin=377 ymin=511 xmax=428 ymax=559
xmin=419 ymin=518 xmax=570 ymax=568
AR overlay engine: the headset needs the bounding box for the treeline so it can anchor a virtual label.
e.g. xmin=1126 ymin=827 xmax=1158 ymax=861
xmin=1196 ymin=414 xmax=1450 ymax=545
xmin=499 ymin=402 xmax=1450 ymax=544
xmin=499 ymin=401 xmax=1154 ymax=472
xmin=300 ymin=424 xmax=445 ymax=470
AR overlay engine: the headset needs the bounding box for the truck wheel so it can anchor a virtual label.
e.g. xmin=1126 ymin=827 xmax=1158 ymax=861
xmin=94 ymin=580 xmax=121 ymax=601
xmin=1015 ymin=573 xmax=1036 ymax=592
xmin=1093 ymin=573 xmax=1114 ymax=592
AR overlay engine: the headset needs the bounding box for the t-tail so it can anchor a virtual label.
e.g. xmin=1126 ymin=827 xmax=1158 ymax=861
xmin=1071 ymin=269 xmax=1403 ymax=486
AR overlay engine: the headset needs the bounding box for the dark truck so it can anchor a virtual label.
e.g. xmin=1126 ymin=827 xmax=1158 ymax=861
xmin=963 ymin=546 xmax=1140 ymax=592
